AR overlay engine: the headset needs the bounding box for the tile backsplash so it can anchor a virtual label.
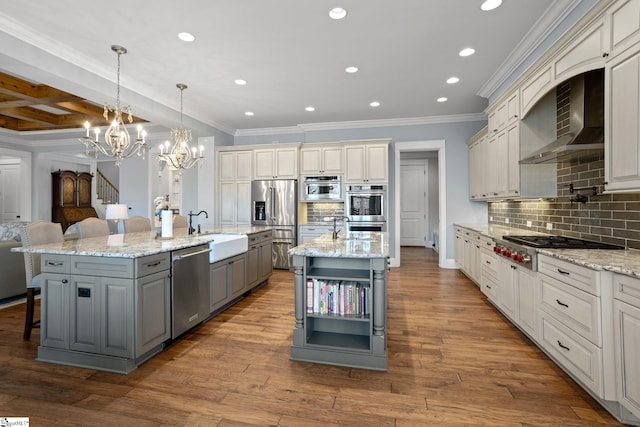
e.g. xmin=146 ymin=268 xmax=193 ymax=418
xmin=488 ymin=153 xmax=640 ymax=249
xmin=305 ymin=202 xmax=345 ymax=223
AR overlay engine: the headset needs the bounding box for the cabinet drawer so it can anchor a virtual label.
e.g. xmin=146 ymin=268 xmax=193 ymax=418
xmin=41 ymin=254 xmax=70 ymax=274
xmin=540 ymin=274 xmax=602 ymax=346
xmin=71 ymin=255 xmax=134 ymax=278
xmin=538 ymin=255 xmax=600 ymax=295
xmin=481 ymin=274 xmax=499 ymax=303
xmin=135 ymin=253 xmax=171 ymax=278
xmin=540 ymin=315 xmax=603 ymax=398
xmin=614 ymin=273 xmax=640 ymax=307
xmin=248 ymin=230 xmax=272 ymax=246
xmin=480 ymin=251 xmax=499 ymax=278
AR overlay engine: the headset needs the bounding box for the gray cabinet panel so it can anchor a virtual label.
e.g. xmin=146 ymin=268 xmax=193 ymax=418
xmin=230 ymin=254 xmax=247 ymax=298
xmin=210 ymin=261 xmax=229 ymax=313
xmin=41 ymin=273 xmax=69 ymax=349
xmin=136 ymin=271 xmax=170 ymax=356
xmin=70 ymin=275 xmax=101 ymax=353
xmin=101 ymin=277 xmax=134 ymax=358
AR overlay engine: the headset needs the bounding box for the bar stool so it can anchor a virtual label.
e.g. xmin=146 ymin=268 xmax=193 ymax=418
xmin=20 ymin=221 xmax=64 ymax=340
xmin=123 ymin=216 xmax=152 ymax=233
xmin=77 ymin=217 xmax=110 ymax=239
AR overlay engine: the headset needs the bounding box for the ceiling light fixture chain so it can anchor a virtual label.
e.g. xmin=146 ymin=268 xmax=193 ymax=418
xmin=157 ymin=83 xmax=204 ymax=173
xmin=79 ymin=45 xmax=149 ymax=166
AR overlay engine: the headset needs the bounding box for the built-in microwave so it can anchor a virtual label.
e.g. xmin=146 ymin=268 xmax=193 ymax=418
xmin=302 ymin=176 xmax=341 ymax=201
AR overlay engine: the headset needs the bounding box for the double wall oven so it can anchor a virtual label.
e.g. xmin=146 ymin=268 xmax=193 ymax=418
xmin=345 ymin=184 xmax=387 ymax=232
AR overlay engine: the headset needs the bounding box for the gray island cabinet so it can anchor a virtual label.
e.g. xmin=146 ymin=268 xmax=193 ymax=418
xmin=289 ymin=232 xmax=389 ymax=371
xmin=14 ymin=226 xmax=273 ymax=374
xmin=39 ymin=251 xmax=171 ymax=373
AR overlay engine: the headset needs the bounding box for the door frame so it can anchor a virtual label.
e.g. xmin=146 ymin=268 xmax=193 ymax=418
xmin=393 ymin=140 xmax=448 ymax=269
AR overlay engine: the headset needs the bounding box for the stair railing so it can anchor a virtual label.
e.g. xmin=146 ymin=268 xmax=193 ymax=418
xmin=96 ymin=169 xmax=119 ymax=204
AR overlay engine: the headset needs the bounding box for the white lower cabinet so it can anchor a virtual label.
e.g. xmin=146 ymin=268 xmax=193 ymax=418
xmin=497 ymin=259 xmax=539 ymax=341
xmin=537 ymin=254 xmax=613 ymax=400
xmin=613 ymin=274 xmax=640 ymax=420
xmin=480 ymin=250 xmax=499 ymax=304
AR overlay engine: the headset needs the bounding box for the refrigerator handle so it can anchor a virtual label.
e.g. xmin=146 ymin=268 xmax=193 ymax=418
xmin=270 ymin=187 xmax=276 ymax=220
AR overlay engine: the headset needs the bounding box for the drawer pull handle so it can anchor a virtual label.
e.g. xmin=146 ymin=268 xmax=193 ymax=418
xmin=557 ymin=340 xmax=570 ymax=351
xmin=46 ymin=261 xmax=64 ymax=266
xmin=146 ymin=261 xmax=162 ymax=267
xmin=61 ymin=279 xmax=68 ymax=284
xmin=486 ymin=285 xmax=492 ymax=289
xmin=556 ymin=299 xmax=569 ymax=308
xmin=557 ymin=269 xmax=570 ymax=275
xmin=485 ymin=260 xmax=491 ymax=265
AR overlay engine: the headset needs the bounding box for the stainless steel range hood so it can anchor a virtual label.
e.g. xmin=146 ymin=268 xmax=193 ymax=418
xmin=520 ymin=69 xmax=604 ymax=164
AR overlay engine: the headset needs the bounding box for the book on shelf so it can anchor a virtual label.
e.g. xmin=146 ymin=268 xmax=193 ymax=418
xmin=306 ymin=278 xmax=370 ymax=317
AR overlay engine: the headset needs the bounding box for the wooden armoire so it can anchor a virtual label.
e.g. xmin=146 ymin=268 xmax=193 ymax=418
xmin=52 ymin=170 xmax=98 ymax=232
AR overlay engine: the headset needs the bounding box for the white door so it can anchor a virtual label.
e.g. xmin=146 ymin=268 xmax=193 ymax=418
xmin=400 ymin=162 xmax=427 ymax=246
xmin=0 ymin=164 xmax=21 ymax=222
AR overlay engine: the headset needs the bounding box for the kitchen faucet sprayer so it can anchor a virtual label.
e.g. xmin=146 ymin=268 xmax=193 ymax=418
xmin=188 ymin=210 xmax=208 ymax=235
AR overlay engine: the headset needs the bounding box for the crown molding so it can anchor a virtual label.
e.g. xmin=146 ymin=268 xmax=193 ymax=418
xmin=235 ymin=113 xmax=486 ymax=137
xmin=477 ymin=0 xmax=582 ymax=99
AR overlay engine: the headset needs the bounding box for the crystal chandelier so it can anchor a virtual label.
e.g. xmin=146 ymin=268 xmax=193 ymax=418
xmin=157 ymin=83 xmax=204 ymax=172
xmin=79 ymin=45 xmax=149 ymax=166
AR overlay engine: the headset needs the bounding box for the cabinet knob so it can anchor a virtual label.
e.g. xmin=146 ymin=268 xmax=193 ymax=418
xmin=602 ymin=52 xmax=609 ymax=58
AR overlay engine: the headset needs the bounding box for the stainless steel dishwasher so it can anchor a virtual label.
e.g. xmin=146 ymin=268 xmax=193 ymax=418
xmin=171 ymin=244 xmax=211 ymax=338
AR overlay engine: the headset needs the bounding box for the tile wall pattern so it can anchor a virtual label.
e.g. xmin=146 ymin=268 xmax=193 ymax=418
xmin=306 ymin=202 xmax=345 ymax=223
xmin=488 ymin=79 xmax=640 ymax=250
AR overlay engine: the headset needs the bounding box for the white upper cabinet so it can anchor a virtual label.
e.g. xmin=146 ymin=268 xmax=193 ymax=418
xmin=487 ymin=90 xmax=519 ymax=135
xmin=299 ymin=144 xmax=344 ymax=175
xmin=218 ymin=150 xmax=252 ymax=181
xmin=605 ymin=44 xmax=640 ymax=192
xmin=607 ymin=0 xmax=640 ymax=60
xmin=553 ymin=17 xmax=607 ymax=83
xmin=253 ymin=146 xmax=299 ymax=179
xmin=344 ymin=141 xmax=389 ymax=184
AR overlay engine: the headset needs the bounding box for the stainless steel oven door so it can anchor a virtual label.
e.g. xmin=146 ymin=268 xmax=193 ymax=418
xmin=345 ymin=186 xmax=386 ymax=222
xmin=347 ymin=221 xmax=386 ymax=232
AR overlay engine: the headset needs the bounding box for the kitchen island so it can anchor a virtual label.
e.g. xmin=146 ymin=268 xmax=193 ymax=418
xmin=289 ymin=231 xmax=389 ymax=371
xmin=13 ymin=226 xmax=272 ymax=374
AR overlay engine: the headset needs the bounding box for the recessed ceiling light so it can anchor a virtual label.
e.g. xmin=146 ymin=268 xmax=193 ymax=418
xmin=329 ymin=7 xmax=347 ymax=20
xmin=305 ymin=106 xmax=315 ymax=112
xmin=437 ymin=97 xmax=448 ymax=103
xmin=459 ymin=47 xmax=475 ymax=57
xmin=245 ymin=111 xmax=254 ymax=116
xmin=234 ymin=79 xmax=247 ymax=85
xmin=446 ymin=76 xmax=460 ymax=84
xmin=345 ymin=66 xmax=359 ymax=73
xmin=370 ymin=101 xmax=381 ymax=107
xmin=481 ymin=0 xmax=502 ymax=11
xmin=178 ymin=32 xmax=196 ymax=42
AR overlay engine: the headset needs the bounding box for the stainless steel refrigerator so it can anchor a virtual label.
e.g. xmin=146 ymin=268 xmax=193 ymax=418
xmin=251 ymin=179 xmax=297 ymax=269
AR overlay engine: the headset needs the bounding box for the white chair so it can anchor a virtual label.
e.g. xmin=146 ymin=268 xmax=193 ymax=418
xmin=173 ymin=215 xmax=188 ymax=229
xmin=123 ymin=216 xmax=152 ymax=233
xmin=20 ymin=221 xmax=64 ymax=340
xmin=77 ymin=217 xmax=110 ymax=239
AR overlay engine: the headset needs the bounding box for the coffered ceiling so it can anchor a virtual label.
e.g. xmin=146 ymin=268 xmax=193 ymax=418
xmin=0 ymin=71 xmax=145 ymax=132
xmin=0 ymin=0 xmax=583 ymax=146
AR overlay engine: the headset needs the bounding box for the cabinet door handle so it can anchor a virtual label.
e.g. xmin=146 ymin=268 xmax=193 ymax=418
xmin=557 ymin=340 xmax=570 ymax=351
xmin=556 ymin=299 xmax=568 ymax=308
xmin=61 ymin=279 xmax=68 ymax=284
xmin=46 ymin=261 xmax=64 ymax=267
xmin=557 ymin=269 xmax=570 ymax=275
xmin=486 ymin=284 xmax=492 ymax=289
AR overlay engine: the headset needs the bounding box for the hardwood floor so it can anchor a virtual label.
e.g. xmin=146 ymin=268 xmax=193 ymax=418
xmin=0 ymin=247 xmax=623 ymax=426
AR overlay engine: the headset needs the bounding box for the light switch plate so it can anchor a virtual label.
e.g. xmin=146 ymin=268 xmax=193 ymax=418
xmin=526 ymin=221 xmax=532 ymax=228
xmin=505 ymin=218 xmax=509 ymax=224
xmin=546 ymin=222 xmax=553 ymax=231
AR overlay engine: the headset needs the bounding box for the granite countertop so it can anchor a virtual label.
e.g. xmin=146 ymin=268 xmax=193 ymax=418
xmin=289 ymin=231 xmax=389 ymax=258
xmin=455 ymin=222 xmax=640 ymax=278
xmin=12 ymin=225 xmax=273 ymax=258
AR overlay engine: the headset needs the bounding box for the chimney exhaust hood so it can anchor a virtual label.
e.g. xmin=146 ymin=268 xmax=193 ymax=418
xmin=520 ymin=69 xmax=604 ymax=165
